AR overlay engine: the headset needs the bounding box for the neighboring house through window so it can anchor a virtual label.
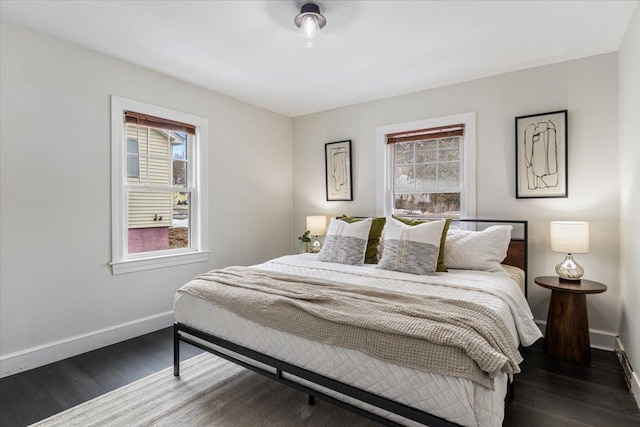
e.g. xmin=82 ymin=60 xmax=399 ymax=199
xmin=377 ymin=113 xmax=476 ymax=219
xmin=126 ymin=137 xmax=139 ymax=178
xmin=111 ymin=96 xmax=209 ymax=274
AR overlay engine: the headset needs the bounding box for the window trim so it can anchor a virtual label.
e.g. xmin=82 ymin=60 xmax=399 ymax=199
xmin=376 ymin=112 xmax=476 ymax=218
xmin=110 ymin=96 xmax=209 ymax=274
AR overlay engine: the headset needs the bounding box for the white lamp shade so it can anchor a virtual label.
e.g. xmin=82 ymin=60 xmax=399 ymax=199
xmin=550 ymin=221 xmax=589 ymax=254
xmin=306 ymin=215 xmax=327 ymax=236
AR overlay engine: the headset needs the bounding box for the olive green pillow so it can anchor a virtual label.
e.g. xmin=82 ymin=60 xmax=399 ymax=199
xmin=341 ymin=215 xmax=386 ymax=264
xmin=391 ymin=215 xmax=451 ymax=272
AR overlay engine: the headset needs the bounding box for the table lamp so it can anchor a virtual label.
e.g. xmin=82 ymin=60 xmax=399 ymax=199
xmin=306 ymin=215 xmax=327 ymax=253
xmin=550 ymin=221 xmax=589 ymax=282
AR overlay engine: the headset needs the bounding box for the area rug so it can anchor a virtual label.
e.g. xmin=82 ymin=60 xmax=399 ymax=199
xmin=31 ymin=352 xmax=380 ymax=426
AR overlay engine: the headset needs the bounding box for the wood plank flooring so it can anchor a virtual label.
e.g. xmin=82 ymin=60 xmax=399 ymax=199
xmin=0 ymin=328 xmax=204 ymax=427
xmin=1 ymin=327 xmax=638 ymax=426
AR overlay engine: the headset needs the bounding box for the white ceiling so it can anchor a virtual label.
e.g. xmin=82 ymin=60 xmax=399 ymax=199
xmin=1 ymin=1 xmax=637 ymax=117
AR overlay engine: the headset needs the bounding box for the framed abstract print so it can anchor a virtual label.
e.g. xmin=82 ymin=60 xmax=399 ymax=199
xmin=325 ymin=140 xmax=353 ymax=201
xmin=515 ymin=110 xmax=568 ymax=199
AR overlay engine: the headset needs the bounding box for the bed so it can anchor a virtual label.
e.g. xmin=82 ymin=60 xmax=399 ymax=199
xmin=173 ymin=219 xmax=541 ymax=427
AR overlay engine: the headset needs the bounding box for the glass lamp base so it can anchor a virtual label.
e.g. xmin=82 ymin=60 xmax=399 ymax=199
xmin=309 ymin=238 xmax=322 ymax=253
xmin=555 ymin=253 xmax=584 ymax=282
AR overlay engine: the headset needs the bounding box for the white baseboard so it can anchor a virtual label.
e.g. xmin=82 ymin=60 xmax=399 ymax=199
xmin=616 ymin=337 xmax=640 ymax=409
xmin=0 ymin=311 xmax=174 ymax=378
xmin=534 ymin=319 xmax=617 ymax=351
xmin=632 ymin=372 xmax=640 ymax=409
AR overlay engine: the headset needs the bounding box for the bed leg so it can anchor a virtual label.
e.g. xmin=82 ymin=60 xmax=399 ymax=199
xmin=308 ymin=395 xmax=316 ymax=406
xmin=508 ymin=380 xmax=515 ymax=401
xmin=174 ymin=323 xmax=180 ymax=377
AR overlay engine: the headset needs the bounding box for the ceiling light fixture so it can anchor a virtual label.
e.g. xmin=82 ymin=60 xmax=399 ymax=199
xmin=294 ymin=3 xmax=326 ymax=48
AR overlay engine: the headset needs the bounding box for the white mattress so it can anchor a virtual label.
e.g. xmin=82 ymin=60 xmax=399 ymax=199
xmin=174 ymin=254 xmax=541 ymax=427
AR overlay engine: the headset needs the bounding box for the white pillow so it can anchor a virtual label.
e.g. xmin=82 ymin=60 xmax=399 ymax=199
xmin=318 ymin=218 xmax=372 ymax=265
xmin=444 ymin=225 xmax=513 ymax=272
xmin=377 ymin=218 xmax=445 ymax=275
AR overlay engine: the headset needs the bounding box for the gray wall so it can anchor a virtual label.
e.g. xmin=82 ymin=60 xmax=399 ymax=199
xmin=618 ymin=3 xmax=640 ymax=403
xmin=292 ymin=53 xmax=620 ymax=340
xmin=0 ymin=23 xmax=293 ymax=368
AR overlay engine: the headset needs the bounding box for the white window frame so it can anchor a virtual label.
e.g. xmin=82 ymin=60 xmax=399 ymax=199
xmin=110 ymin=96 xmax=209 ymax=274
xmin=376 ymin=112 xmax=476 ymax=218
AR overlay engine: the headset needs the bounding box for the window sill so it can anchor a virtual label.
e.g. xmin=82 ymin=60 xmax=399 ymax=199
xmin=111 ymin=251 xmax=210 ymax=275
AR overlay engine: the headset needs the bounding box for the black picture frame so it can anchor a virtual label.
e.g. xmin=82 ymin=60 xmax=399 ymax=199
xmin=325 ymin=140 xmax=353 ymax=201
xmin=515 ymin=110 xmax=568 ymax=199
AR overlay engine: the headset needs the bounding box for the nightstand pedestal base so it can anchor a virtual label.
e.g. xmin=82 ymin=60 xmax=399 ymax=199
xmin=543 ymin=290 xmax=590 ymax=363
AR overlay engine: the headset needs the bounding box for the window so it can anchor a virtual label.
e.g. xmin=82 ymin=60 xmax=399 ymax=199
xmin=126 ymin=137 xmax=139 ymax=178
xmin=389 ymin=125 xmax=463 ymax=218
xmin=111 ymin=96 xmax=209 ymax=274
xmin=377 ymin=113 xmax=476 ymax=219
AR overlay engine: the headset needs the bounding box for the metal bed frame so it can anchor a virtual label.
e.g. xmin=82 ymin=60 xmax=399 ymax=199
xmin=174 ymin=219 xmax=527 ymax=427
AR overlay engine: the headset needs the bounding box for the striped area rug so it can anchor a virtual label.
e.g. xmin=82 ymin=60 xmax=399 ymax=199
xmin=31 ymin=352 xmax=379 ymax=426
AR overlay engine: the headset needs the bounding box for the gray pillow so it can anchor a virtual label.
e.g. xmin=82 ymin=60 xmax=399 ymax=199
xmin=377 ymin=218 xmax=446 ymax=275
xmin=318 ymin=218 xmax=372 ymax=265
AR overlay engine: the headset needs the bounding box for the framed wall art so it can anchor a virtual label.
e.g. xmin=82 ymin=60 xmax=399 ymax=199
xmin=515 ymin=110 xmax=568 ymax=199
xmin=325 ymin=140 xmax=353 ymax=201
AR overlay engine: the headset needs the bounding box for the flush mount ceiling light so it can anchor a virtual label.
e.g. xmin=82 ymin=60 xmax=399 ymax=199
xmin=294 ymin=3 xmax=326 ymax=48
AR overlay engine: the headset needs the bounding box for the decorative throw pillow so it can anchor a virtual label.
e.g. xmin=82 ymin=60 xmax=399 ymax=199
xmin=377 ymin=218 xmax=446 ymax=275
xmin=341 ymin=215 xmax=386 ymax=264
xmin=318 ymin=218 xmax=373 ymax=265
xmin=391 ymin=215 xmax=451 ymax=272
xmin=444 ymin=225 xmax=513 ymax=273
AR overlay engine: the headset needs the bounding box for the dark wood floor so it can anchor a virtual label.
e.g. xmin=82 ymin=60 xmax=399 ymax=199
xmin=1 ymin=327 xmax=638 ymax=427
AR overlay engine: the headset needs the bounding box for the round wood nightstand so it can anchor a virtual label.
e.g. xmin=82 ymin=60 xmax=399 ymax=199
xmin=535 ymin=276 xmax=607 ymax=363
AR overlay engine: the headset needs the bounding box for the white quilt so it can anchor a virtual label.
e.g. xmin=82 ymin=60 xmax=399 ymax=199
xmin=173 ymin=254 xmax=542 ymax=427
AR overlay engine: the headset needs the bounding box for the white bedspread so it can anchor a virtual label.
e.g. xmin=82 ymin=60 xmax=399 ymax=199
xmin=174 ymin=254 xmax=542 ymax=427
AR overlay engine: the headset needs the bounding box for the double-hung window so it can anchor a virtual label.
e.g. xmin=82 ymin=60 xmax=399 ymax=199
xmin=111 ymin=97 xmax=209 ymax=274
xmin=377 ymin=113 xmax=476 ymax=219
